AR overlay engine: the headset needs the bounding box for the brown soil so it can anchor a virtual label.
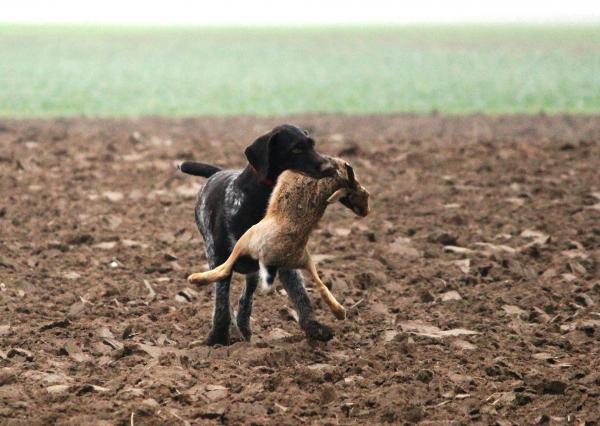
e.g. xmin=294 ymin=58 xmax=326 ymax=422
xmin=1 ymin=115 xmax=599 ymax=425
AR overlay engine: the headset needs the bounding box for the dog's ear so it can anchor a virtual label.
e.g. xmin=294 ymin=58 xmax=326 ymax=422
xmin=245 ymin=130 xmax=277 ymax=177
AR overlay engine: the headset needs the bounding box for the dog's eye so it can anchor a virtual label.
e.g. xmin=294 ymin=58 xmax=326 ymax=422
xmin=291 ymin=148 xmax=303 ymax=154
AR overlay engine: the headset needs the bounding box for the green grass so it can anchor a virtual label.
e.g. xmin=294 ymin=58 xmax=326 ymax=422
xmin=1 ymin=24 xmax=599 ymax=116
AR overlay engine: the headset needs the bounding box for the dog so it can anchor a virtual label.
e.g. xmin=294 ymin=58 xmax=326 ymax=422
xmin=187 ymin=158 xmax=370 ymax=324
xmin=180 ymin=124 xmax=341 ymax=345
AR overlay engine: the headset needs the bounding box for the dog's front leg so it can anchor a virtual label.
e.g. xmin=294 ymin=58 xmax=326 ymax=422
xmin=207 ymin=276 xmax=233 ymax=346
xmin=278 ymin=269 xmax=334 ymax=342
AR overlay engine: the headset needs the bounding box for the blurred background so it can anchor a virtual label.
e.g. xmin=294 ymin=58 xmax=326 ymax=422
xmin=1 ymin=0 xmax=599 ymax=116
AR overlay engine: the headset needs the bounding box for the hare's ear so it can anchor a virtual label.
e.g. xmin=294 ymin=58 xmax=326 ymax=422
xmin=327 ymin=188 xmax=350 ymax=204
xmin=345 ymin=162 xmax=357 ymax=189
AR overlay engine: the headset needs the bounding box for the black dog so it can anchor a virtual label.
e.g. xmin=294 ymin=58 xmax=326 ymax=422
xmin=180 ymin=124 xmax=337 ymax=345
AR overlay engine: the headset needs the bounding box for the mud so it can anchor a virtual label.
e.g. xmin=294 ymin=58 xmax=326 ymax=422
xmin=1 ymin=114 xmax=599 ymax=425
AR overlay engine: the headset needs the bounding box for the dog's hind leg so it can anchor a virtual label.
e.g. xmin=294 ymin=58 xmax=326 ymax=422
xmin=208 ymin=274 xmax=233 ymax=346
xmin=236 ymin=272 xmax=259 ymax=341
xmin=304 ymin=253 xmax=346 ymax=320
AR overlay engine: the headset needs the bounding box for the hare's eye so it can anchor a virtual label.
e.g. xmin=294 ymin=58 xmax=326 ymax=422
xmin=291 ymin=148 xmax=303 ymax=154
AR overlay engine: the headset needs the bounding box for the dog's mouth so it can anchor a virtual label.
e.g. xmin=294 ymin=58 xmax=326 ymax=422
xmin=318 ymin=161 xmax=336 ymax=177
xmin=299 ymin=154 xmax=336 ymax=179
xmin=293 ymin=165 xmax=335 ymax=180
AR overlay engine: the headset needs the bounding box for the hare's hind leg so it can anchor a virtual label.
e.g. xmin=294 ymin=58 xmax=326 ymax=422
xmin=188 ymin=231 xmax=252 ymax=286
xmin=304 ymin=252 xmax=346 ymax=320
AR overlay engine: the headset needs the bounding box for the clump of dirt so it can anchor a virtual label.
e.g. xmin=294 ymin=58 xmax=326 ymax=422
xmin=1 ymin=115 xmax=599 ymax=424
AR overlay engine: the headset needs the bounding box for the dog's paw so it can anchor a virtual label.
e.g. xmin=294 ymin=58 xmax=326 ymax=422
xmin=205 ymin=331 xmax=230 ymax=347
xmin=303 ymin=319 xmax=334 ymax=342
xmin=237 ymin=325 xmax=252 ymax=342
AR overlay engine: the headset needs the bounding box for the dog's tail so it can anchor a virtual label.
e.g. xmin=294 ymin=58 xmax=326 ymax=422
xmin=178 ymin=161 xmax=222 ymax=178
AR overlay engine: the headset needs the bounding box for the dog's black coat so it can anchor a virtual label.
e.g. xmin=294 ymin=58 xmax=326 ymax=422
xmin=179 ymin=162 xmax=222 ymax=177
xmin=181 ymin=124 xmax=336 ymax=345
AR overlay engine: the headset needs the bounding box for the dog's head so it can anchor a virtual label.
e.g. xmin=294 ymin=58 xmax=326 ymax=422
xmin=326 ymin=158 xmax=370 ymax=217
xmin=245 ymin=124 xmax=334 ymax=182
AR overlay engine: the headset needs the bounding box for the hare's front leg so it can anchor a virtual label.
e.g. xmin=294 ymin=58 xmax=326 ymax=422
xmin=303 ymin=251 xmax=346 ymax=320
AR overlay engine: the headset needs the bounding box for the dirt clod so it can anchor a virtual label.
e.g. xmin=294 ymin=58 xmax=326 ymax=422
xmin=574 ymin=293 xmax=595 ymax=307
xmin=67 ymin=234 xmax=94 ymax=245
xmin=416 ymin=369 xmax=433 ymax=383
xmin=430 ymin=232 xmax=458 ymax=246
xmin=39 ymin=319 xmax=71 ymax=331
xmin=319 ymin=384 xmax=337 ymax=405
xmin=540 ymin=380 xmax=567 ymax=395
xmin=354 ymin=271 xmax=385 ymax=289
xmin=419 ymin=289 xmax=435 ymax=303
xmin=403 ymin=404 xmax=424 ymax=423
xmin=7 ymin=348 xmax=33 ymax=361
